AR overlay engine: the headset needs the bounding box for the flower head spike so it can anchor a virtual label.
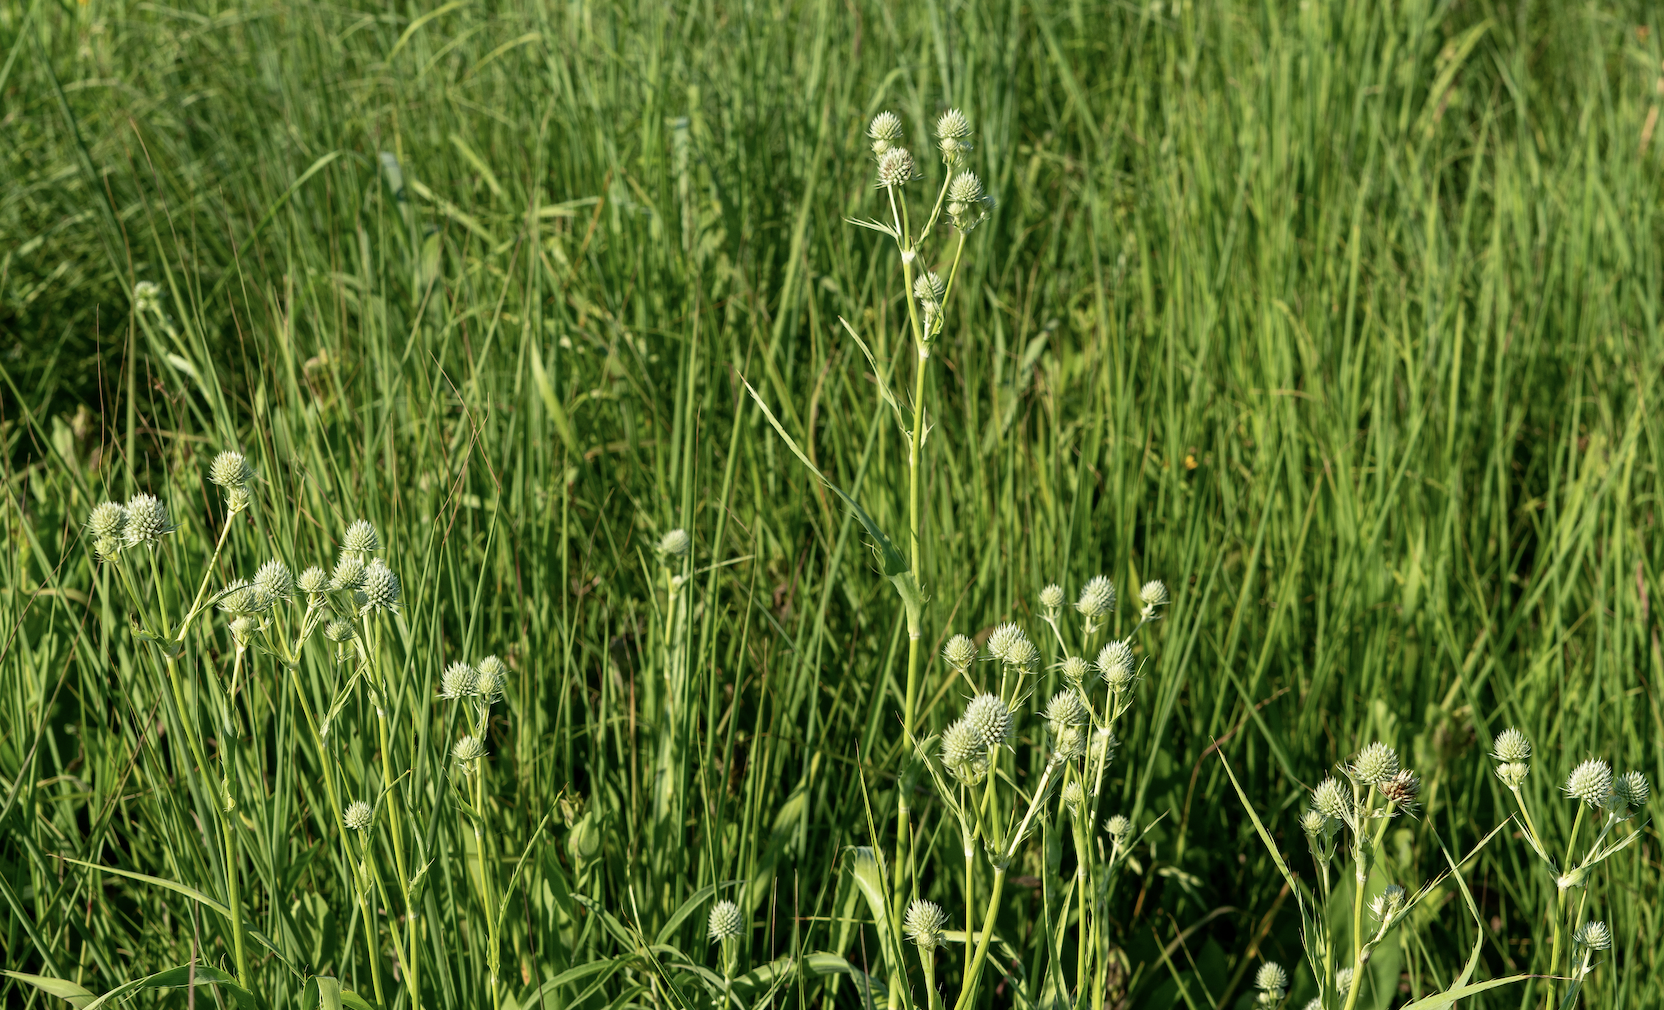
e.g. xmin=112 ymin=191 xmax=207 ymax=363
xmin=1139 ymin=580 xmax=1169 ymax=619
xmin=355 ymin=559 xmax=401 ymax=614
xmin=253 ymin=559 xmax=294 ymax=601
xmin=88 ymin=501 xmax=128 ymax=540
xmin=1103 ymin=814 xmax=1132 ymax=844
xmin=344 ymin=801 xmax=373 ymax=832
xmin=942 ymin=634 xmax=977 ymax=673
xmin=941 ymin=719 xmax=988 ymax=787
xmin=1492 ymin=728 xmax=1531 ymax=763
xmin=1497 ymin=762 xmax=1530 ymax=789
xmin=1254 ymin=962 xmax=1288 ymax=997
xmin=1061 ymin=781 xmax=1086 ymax=813
xmin=868 ymin=112 xmax=902 ymax=155
xmin=1369 ymin=884 xmax=1406 ymax=922
xmin=133 ymin=280 xmax=161 ymax=315
xmin=1565 ymin=759 xmax=1612 ymax=806
xmin=453 ymin=735 xmax=486 ymax=763
xmin=1350 ymin=742 xmax=1399 ymax=786
xmin=441 ymin=662 xmax=478 ymax=700
xmin=1613 ymin=770 xmax=1650 ymax=814
xmin=1096 ymin=639 xmax=1136 ymax=694
xmin=903 ymin=899 xmax=947 ymax=951
xmin=324 ymin=618 xmax=356 ymax=643
xmin=229 ymin=615 xmax=259 ymax=645
xmin=1312 ymin=777 xmax=1350 ymax=821
xmin=964 ymin=694 xmax=1011 ymax=749
xmin=1381 ymin=769 xmax=1422 ymax=814
xmin=1058 ymin=655 xmax=1091 ymax=689
xmin=947 ymin=171 xmax=988 ymax=232
xmin=986 ymin=623 xmax=1036 ymax=670
xmin=708 ymin=900 xmax=744 ymax=942
xmin=123 ymin=494 xmax=177 ymax=545
xmin=914 ymin=271 xmax=945 ymax=308
xmin=876 ymin=147 xmax=915 ymax=189
xmin=934 ymin=109 xmax=971 ymax=141
xmin=342 ymin=520 xmax=380 ymax=554
xmin=1040 ymin=583 xmax=1065 ymax=617
xmin=1076 ymin=575 xmax=1116 ymax=624
xmin=1574 ymin=920 xmax=1612 ymax=951
xmin=475 ymin=655 xmax=509 ymax=704
xmin=209 ymin=451 xmax=255 ymax=489
xmin=94 ymin=537 xmax=123 ymax=561
xmin=657 ymin=528 xmax=691 ymax=558
xmin=1300 ymin=808 xmax=1329 ymax=839
xmin=297 ymin=566 xmax=329 ymax=595
xmin=330 ymin=555 xmax=367 ymax=592
xmin=1044 ymin=691 xmax=1086 ymax=733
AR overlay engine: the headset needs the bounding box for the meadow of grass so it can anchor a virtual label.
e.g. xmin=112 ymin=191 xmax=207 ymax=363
xmin=3 ymin=0 xmax=1663 ymax=1007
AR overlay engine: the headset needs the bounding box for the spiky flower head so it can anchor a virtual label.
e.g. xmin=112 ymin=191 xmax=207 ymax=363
xmin=217 ymin=579 xmax=269 ymax=616
xmin=87 ymin=501 xmax=128 ymax=539
xmin=1574 ymin=920 xmax=1612 ymax=951
xmin=913 ymin=271 xmax=945 ymax=308
xmin=903 ymin=899 xmax=948 ymax=951
xmin=1612 ymin=770 xmax=1650 ymax=814
xmin=229 ymin=615 xmax=259 ymax=645
xmin=1300 ymin=808 xmax=1329 ymax=838
xmin=934 ymin=109 xmax=971 ymax=141
xmin=226 ymin=486 xmax=252 ymax=514
xmin=1497 ymin=762 xmax=1530 ymax=789
xmin=122 ymin=494 xmax=177 ymax=545
xmin=253 ymin=559 xmax=294 ymax=601
xmin=441 ymin=662 xmax=478 ymax=700
xmin=1045 ymin=691 xmax=1085 ymax=733
xmin=943 ymin=634 xmax=977 ymax=673
xmin=1039 ymin=584 xmax=1065 ymax=616
xmin=1313 ymin=777 xmax=1350 ymax=821
xmin=1103 ymin=814 xmax=1132 ymax=844
xmin=1369 ymin=884 xmax=1406 ymax=922
xmin=1087 ymin=726 xmax=1119 ymax=770
xmin=344 ymin=801 xmax=373 ymax=831
xmin=658 ymin=528 xmax=691 ymax=558
xmin=94 ymin=536 xmax=124 ymax=561
xmin=330 ymin=555 xmax=367 ymax=592
xmin=868 ymin=111 xmax=903 ymax=155
xmin=1076 ymin=575 xmax=1116 ymax=622
xmin=1302 ymin=1001 xmax=1322 ymax=1010
xmin=1350 ymin=742 xmax=1399 ymax=786
xmin=708 ymin=900 xmax=744 ymax=942
xmin=453 ymin=735 xmax=486 ymax=763
xmin=209 ymin=451 xmax=255 ymax=489
xmin=947 ymin=171 xmax=987 ymax=233
xmin=133 ymin=280 xmax=161 ymax=314
xmin=1565 ymin=759 xmax=1612 ymax=806
xmin=1381 ymin=769 xmax=1422 ymax=813
xmin=1335 ymin=968 xmax=1355 ymax=995
xmin=475 ymin=655 xmax=509 ymax=704
xmin=987 ymin=623 xmax=1037 ymax=671
xmin=324 ymin=618 xmax=356 ymax=643
xmin=964 ymin=694 xmax=1011 ymax=749
xmin=355 ymin=559 xmax=401 ymax=613
xmin=1097 ymin=639 xmax=1136 ymax=693
xmin=1060 ymin=781 xmax=1086 ymax=813
xmin=342 ymin=520 xmax=380 ymax=554
xmin=941 ymin=719 xmax=988 ymax=787
xmin=1492 ymin=728 xmax=1531 ymax=763
xmin=1139 ymin=580 xmax=1168 ymax=619
xmin=876 ymin=147 xmax=915 ymax=189
xmin=1059 ymin=655 xmax=1092 ymax=689
xmin=1254 ymin=962 xmax=1288 ymax=995
xmin=297 ymin=566 xmax=329 ymax=594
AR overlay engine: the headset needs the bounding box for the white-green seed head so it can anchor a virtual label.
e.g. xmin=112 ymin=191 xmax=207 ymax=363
xmin=1497 ymin=762 xmax=1529 ymax=789
xmin=868 ymin=111 xmax=902 ymax=154
xmin=453 ymin=735 xmax=486 ymax=762
xmin=947 ymin=171 xmax=988 ymax=233
xmin=122 ymin=493 xmax=176 ymax=545
xmin=1574 ymin=920 xmax=1611 ymax=951
xmin=1139 ymin=579 xmax=1168 ymax=618
xmin=942 ymin=634 xmax=977 ymax=672
xmin=903 ymin=899 xmax=947 ymax=951
xmin=964 ymin=694 xmax=1010 ymax=749
xmin=1254 ymin=962 xmax=1288 ymax=995
xmin=1060 ymin=781 xmax=1086 ymax=813
xmin=658 ymin=528 xmax=691 ymax=558
xmin=1369 ymin=884 xmax=1406 ymax=922
xmin=342 ymin=519 xmax=380 ymax=554
xmin=344 ymin=801 xmax=373 ymax=832
xmin=876 ymin=147 xmax=915 ymax=188
xmin=935 ymin=108 xmax=971 ymax=141
xmin=209 ymin=451 xmax=255 ymax=489
xmin=941 ymin=719 xmax=988 ymax=786
xmin=253 ymin=559 xmax=294 ymax=601
xmin=226 ymin=486 xmax=253 ymax=513
xmin=87 ymin=501 xmax=128 ymax=539
xmin=1381 ymin=769 xmax=1421 ymax=813
xmin=708 ymin=900 xmax=744 ymax=942
xmin=1350 ymin=742 xmax=1399 ymax=786
xmin=229 ymin=615 xmax=258 ymax=645
xmin=1492 ymin=728 xmax=1531 ymax=763
xmin=1565 ymin=759 xmax=1612 ymax=806
xmin=913 ymin=271 xmax=945 ymax=307
xmin=1058 ymin=655 xmax=1092 ymax=689
xmin=1097 ymin=639 xmax=1136 ymax=693
xmin=987 ymin=623 xmax=1037 ymax=670
xmin=948 ymin=171 xmax=984 ymax=205
xmin=1103 ymin=814 xmax=1132 ymax=843
xmin=216 ymin=579 xmax=253 ymax=614
xmin=1313 ymin=777 xmax=1350 ymax=821
xmin=297 ymin=566 xmax=328 ymax=594
xmin=1045 ymin=691 xmax=1086 ymax=732
xmin=1076 ymin=575 xmax=1116 ymax=621
xmin=1612 ymin=770 xmax=1650 ymax=813
xmin=355 ymin=559 xmax=401 ymax=613
xmin=324 ymin=617 xmax=356 ymax=643
xmin=330 ymin=555 xmax=367 ymax=592
xmin=1040 ymin=583 xmax=1065 ymax=615
xmin=474 ymin=655 xmax=508 ymax=704
xmin=441 ymin=662 xmax=478 ymax=700
xmin=1300 ymin=808 xmax=1328 ymax=838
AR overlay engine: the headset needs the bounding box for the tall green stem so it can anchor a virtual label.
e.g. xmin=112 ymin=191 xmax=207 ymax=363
xmin=1547 ymin=803 xmax=1587 ymax=1010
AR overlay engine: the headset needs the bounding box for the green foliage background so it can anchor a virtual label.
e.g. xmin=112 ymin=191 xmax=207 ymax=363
xmin=3 ymin=0 xmax=1662 ymax=1007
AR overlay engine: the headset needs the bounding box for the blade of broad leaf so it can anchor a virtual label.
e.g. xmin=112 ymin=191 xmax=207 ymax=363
xmin=60 ymin=858 xmax=231 ymax=919
xmin=78 ymin=964 xmax=257 ymax=1010
xmin=316 ymin=977 xmax=343 ymax=1010
xmin=1398 ymin=975 xmax=1538 ymax=1010
xmin=844 ymin=846 xmax=897 ymax=957
xmin=838 ymin=316 xmax=908 ymax=436
xmin=2 ymin=971 xmax=95 ymax=1008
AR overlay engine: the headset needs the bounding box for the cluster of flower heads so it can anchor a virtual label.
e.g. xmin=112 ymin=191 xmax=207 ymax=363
xmin=215 ymin=512 xmax=398 ymax=649
xmin=443 ymin=655 xmax=512 ymax=767
xmin=86 ymin=492 xmax=183 ymax=561
xmin=1254 ymin=962 xmax=1288 ymax=1007
xmin=1488 ymin=727 xmax=1650 ymax=817
xmin=941 ymin=693 xmax=1011 ymax=787
xmin=866 ymin=109 xmax=988 ymax=234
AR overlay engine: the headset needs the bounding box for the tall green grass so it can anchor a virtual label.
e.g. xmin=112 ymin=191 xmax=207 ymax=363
xmin=3 ymin=0 xmax=1662 ymax=1007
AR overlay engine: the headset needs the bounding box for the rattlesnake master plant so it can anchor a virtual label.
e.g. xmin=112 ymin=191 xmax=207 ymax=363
xmin=68 ymin=449 xmax=522 ymax=1010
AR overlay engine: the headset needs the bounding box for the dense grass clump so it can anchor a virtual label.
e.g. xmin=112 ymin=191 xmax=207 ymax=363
xmin=2 ymin=0 xmax=1662 ymax=1008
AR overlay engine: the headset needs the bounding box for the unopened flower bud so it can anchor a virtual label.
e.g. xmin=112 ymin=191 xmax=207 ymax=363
xmin=1369 ymin=884 xmax=1406 ymax=922
xmin=1060 ymin=781 xmax=1086 ymax=813
xmin=1496 ymin=762 xmax=1529 ymax=789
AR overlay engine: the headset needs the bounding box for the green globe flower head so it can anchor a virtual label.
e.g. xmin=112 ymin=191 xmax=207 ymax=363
xmin=1612 ymin=770 xmax=1650 ymax=814
xmin=1300 ymin=808 xmax=1329 ymax=838
xmin=355 ymin=559 xmax=401 ymax=614
xmin=297 ymin=566 xmax=329 ymax=595
xmin=876 ymin=147 xmax=915 ymax=189
xmin=253 ymin=559 xmax=295 ymax=601
xmin=867 ymin=111 xmax=902 ymax=156
xmin=1058 ymin=655 xmax=1091 ymax=689
xmin=209 ymin=451 xmax=255 ymax=489
xmin=1039 ymin=583 xmax=1065 ymax=615
xmin=942 ymin=634 xmax=977 ymax=673
xmin=1574 ymin=920 xmax=1611 ymax=951
xmin=1103 ymin=814 xmax=1132 ymax=844
xmin=324 ymin=617 xmax=356 ymax=643
xmin=1254 ymin=961 xmax=1288 ymax=995
xmin=1369 ymin=884 xmax=1406 ymax=922
xmin=964 ymin=693 xmax=1011 ymax=749
xmin=1497 ymin=762 xmax=1530 ymax=789
xmin=1565 ymin=759 xmax=1612 ymax=806
xmin=453 ymin=735 xmax=487 ymax=763
xmin=1097 ymin=639 xmax=1136 ymax=693
xmin=1492 ymin=728 xmax=1531 ymax=763
xmin=1313 ymin=777 xmax=1350 ymax=821
xmin=941 ymin=719 xmax=988 ymax=787
xmin=1139 ymin=579 xmax=1169 ymax=615
xmin=1350 ymin=742 xmax=1399 ymax=786
xmin=707 ymin=899 xmax=744 ymax=942
xmin=344 ymin=801 xmax=373 ymax=832
xmin=1075 ymin=575 xmax=1116 ymax=622
xmin=657 ymin=528 xmax=691 ymax=558
xmin=903 ymin=898 xmax=947 ymax=951
xmin=441 ymin=662 xmax=478 ymax=700
xmin=1060 ymin=780 xmax=1086 ymax=814
xmin=342 ymin=520 xmax=380 ymax=554
xmin=474 ymin=655 xmax=509 ymax=704
xmin=123 ymin=493 xmax=177 ymax=546
xmin=87 ymin=501 xmax=128 ymax=539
